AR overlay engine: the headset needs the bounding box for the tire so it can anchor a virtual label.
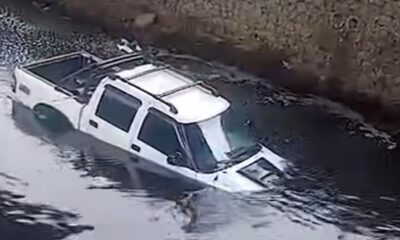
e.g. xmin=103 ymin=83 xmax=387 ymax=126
xmin=33 ymin=104 xmax=73 ymax=133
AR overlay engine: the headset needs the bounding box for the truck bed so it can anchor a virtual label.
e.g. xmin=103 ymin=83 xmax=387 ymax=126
xmin=22 ymin=52 xmax=102 ymax=95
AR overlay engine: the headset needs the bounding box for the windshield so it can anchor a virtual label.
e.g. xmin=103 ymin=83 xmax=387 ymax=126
xmin=184 ymin=109 xmax=259 ymax=173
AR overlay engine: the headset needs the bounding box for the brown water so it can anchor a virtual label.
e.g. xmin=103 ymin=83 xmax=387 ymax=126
xmin=1 ymin=1 xmax=400 ymax=239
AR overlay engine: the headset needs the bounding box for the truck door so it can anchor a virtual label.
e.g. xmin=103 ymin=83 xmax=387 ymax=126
xmin=83 ymin=84 xmax=143 ymax=151
xmin=134 ymin=108 xmax=197 ymax=180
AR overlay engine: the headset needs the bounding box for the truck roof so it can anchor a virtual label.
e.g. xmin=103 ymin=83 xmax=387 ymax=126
xmin=117 ymin=64 xmax=230 ymax=124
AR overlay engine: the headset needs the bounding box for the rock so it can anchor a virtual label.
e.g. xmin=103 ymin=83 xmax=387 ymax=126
xmin=134 ymin=13 xmax=157 ymax=28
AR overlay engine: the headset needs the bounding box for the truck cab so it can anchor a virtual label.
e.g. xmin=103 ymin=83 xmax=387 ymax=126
xmin=13 ymin=52 xmax=287 ymax=192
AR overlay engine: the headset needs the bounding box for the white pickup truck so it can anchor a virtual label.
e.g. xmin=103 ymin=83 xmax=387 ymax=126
xmin=12 ymin=51 xmax=287 ymax=192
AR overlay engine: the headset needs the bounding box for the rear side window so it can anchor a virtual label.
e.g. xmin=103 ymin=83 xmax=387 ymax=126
xmin=96 ymin=85 xmax=142 ymax=132
xmin=138 ymin=111 xmax=181 ymax=156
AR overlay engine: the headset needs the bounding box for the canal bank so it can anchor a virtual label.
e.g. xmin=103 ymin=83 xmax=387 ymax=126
xmin=19 ymin=0 xmax=400 ymax=132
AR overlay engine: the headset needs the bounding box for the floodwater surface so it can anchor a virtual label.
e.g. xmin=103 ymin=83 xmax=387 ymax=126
xmin=1 ymin=1 xmax=400 ymax=240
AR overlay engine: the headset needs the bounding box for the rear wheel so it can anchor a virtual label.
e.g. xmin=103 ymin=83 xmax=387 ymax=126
xmin=33 ymin=104 xmax=73 ymax=133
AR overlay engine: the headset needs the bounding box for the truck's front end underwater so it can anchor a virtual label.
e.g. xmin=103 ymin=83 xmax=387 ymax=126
xmin=171 ymin=106 xmax=287 ymax=192
xmin=12 ymin=50 xmax=288 ymax=192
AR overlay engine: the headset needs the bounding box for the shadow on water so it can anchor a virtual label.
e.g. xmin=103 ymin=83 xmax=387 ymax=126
xmin=162 ymin=57 xmax=400 ymax=238
xmin=0 ymin=174 xmax=94 ymax=240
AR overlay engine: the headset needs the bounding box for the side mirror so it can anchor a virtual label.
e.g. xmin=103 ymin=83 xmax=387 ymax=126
xmin=245 ymin=119 xmax=254 ymax=128
xmin=167 ymin=151 xmax=186 ymax=167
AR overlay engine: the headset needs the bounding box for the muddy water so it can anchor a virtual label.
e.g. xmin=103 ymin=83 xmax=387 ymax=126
xmin=2 ymin=1 xmax=400 ymax=240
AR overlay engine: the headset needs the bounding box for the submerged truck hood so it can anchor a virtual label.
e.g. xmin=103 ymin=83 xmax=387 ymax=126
xmin=210 ymin=146 xmax=288 ymax=192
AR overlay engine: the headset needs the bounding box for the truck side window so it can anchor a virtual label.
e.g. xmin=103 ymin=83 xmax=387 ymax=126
xmin=138 ymin=111 xmax=181 ymax=156
xmin=95 ymin=85 xmax=142 ymax=132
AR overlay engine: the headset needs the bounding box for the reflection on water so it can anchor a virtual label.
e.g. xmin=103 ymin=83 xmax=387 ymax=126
xmin=2 ymin=0 xmax=400 ymax=239
xmin=0 ymin=181 xmax=94 ymax=240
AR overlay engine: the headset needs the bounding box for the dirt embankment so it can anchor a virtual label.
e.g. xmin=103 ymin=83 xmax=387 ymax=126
xmin=35 ymin=0 xmax=400 ymax=123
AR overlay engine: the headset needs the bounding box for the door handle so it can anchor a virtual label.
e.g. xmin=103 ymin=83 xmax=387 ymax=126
xmin=131 ymin=143 xmax=141 ymax=152
xmin=89 ymin=120 xmax=98 ymax=128
xmin=130 ymin=156 xmax=139 ymax=163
